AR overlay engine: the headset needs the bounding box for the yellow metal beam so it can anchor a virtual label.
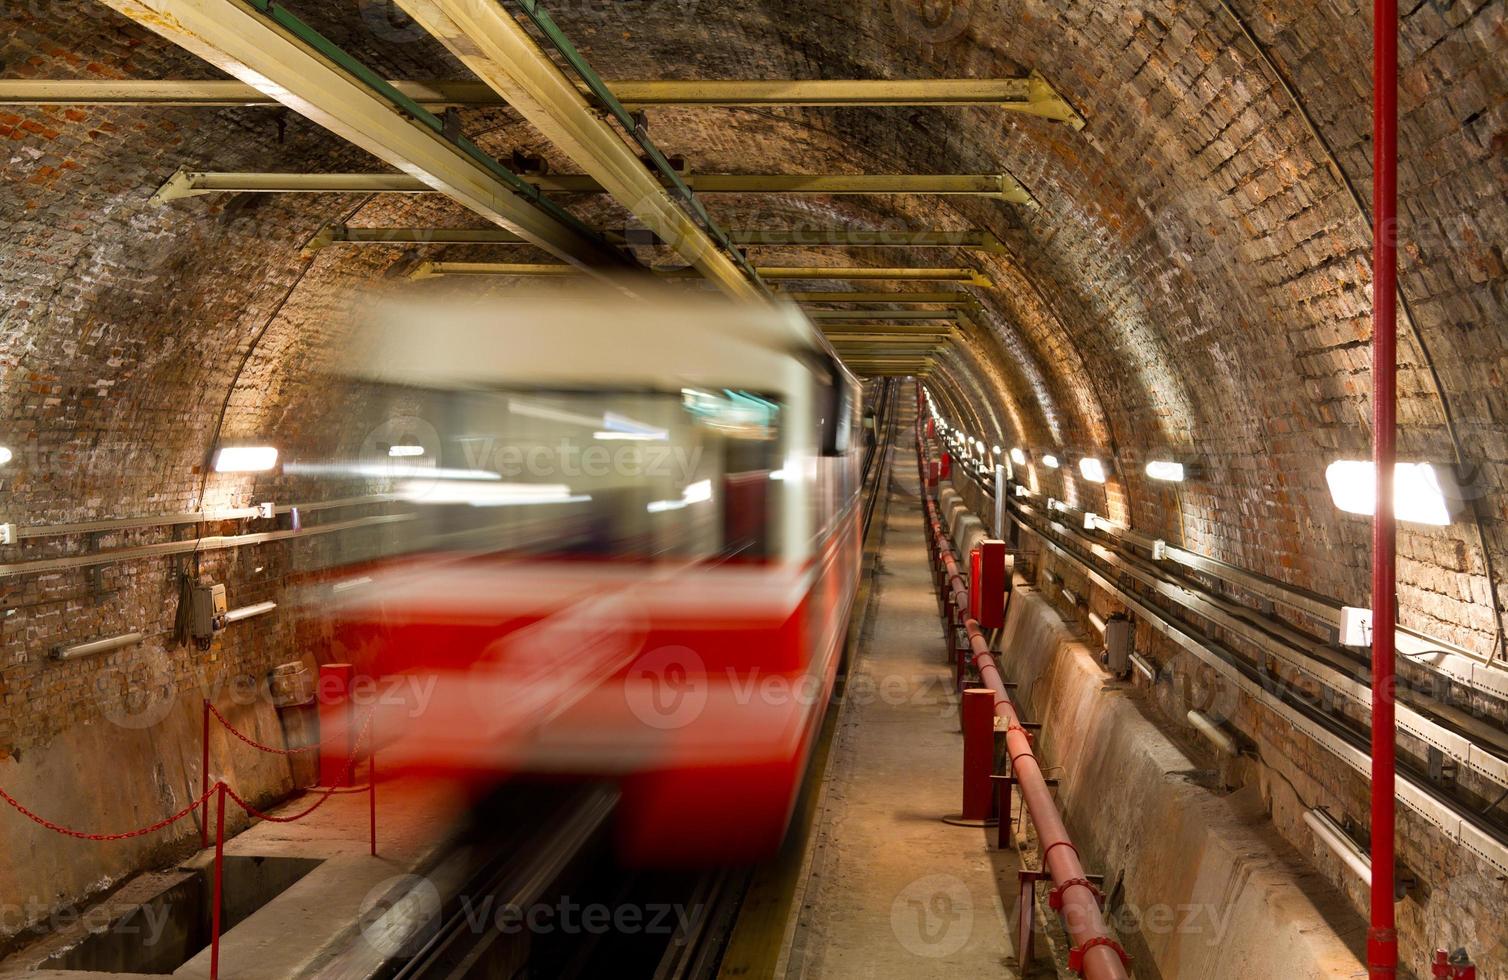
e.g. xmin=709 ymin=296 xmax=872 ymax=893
xmin=782 ymin=290 xmax=971 ymax=304
xmin=152 ymin=170 xmax=1036 ymax=206
xmin=805 ymin=308 xmax=974 ymax=321
xmin=410 ymin=261 xmax=994 ymax=286
xmin=0 ymin=73 xmax=1083 ymax=125
xmin=757 ymin=266 xmax=993 ymax=285
xmin=302 ymin=224 xmax=1005 ymax=254
xmin=98 ymin=0 xmax=620 ymax=271
xmin=387 ymin=0 xmax=760 ymax=302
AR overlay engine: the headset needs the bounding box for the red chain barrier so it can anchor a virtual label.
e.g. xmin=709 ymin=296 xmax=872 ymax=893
xmin=0 ymin=782 xmax=215 ymax=842
xmin=224 ymin=710 xmax=374 ymax=825
xmin=205 ymin=700 xmax=320 ymax=756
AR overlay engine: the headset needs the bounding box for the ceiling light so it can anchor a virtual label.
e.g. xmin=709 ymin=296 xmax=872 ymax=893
xmin=1042 ymin=453 xmax=1060 ymax=469
xmin=1325 ymin=460 xmax=1457 ymax=526
xmin=388 ymin=444 xmax=426 ymax=457
xmin=1010 ymin=447 xmax=1027 ymax=466
xmin=214 ymin=446 xmax=279 ymax=473
xmin=992 ymin=445 xmax=1002 ymax=455
xmin=0 ymin=446 xmax=11 ymax=466
xmin=1078 ymin=458 xmax=1106 ymax=483
xmin=1145 ymin=460 xmax=1185 ymax=482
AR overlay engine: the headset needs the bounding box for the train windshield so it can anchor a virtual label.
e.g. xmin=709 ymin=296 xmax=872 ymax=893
xmin=300 ymin=385 xmax=785 ymax=564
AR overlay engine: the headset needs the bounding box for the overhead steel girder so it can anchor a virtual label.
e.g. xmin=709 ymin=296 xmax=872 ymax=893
xmin=301 ymin=224 xmax=1005 ymax=254
xmin=386 ymin=0 xmax=760 ymax=302
xmin=827 ymin=332 xmax=954 ymax=343
xmin=0 ymin=73 xmax=1083 ymax=124
xmin=408 ymin=261 xmax=993 ymax=286
xmin=152 ymin=170 xmax=1037 ymax=206
xmin=805 ymin=308 xmax=974 ymax=321
xmin=756 ymin=266 xmax=993 ymax=285
xmin=98 ymin=0 xmax=620 ymax=270
xmin=819 ymin=324 xmax=958 ymax=337
xmin=781 ymin=290 xmax=973 ymax=304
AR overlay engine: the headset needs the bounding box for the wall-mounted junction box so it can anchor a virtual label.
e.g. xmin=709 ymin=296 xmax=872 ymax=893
xmin=191 ymin=583 xmax=228 ymax=643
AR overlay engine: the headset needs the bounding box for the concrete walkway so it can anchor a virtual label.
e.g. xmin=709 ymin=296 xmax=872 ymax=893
xmin=783 ymin=413 xmax=1019 ymax=979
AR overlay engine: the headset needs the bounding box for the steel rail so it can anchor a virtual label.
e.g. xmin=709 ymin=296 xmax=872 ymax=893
xmin=947 ymin=462 xmax=1508 ymax=878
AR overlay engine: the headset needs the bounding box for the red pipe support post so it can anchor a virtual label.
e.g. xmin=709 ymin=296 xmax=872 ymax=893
xmin=211 ymin=782 xmax=226 ymax=980
xmin=962 ymin=688 xmax=996 ymax=821
xmin=1370 ymin=0 xmax=1399 ymax=974
xmin=200 ymin=699 xmax=210 ymax=850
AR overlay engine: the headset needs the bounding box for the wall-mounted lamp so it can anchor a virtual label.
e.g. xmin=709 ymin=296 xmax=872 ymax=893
xmin=224 ymin=601 xmax=278 ymax=624
xmin=1042 ymin=453 xmax=1060 ymax=469
xmin=1078 ymin=457 xmax=1107 ymax=483
xmin=1010 ymin=447 xmax=1028 ymax=466
xmin=0 ymin=446 xmax=12 ymax=466
xmin=214 ymin=446 xmax=280 ymax=473
xmin=1146 ymin=460 xmax=1186 ymax=482
xmin=54 ymin=631 xmax=145 ymax=661
xmin=1325 ymin=460 xmax=1459 ymax=526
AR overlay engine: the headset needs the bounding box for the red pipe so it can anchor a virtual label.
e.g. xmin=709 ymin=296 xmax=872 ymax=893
xmin=918 ymin=429 xmax=1129 ymax=980
xmin=1370 ymin=0 xmax=1399 ymax=974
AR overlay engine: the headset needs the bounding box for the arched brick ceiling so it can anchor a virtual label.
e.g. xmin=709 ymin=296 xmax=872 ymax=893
xmin=1 ymin=0 xmax=1504 ymax=650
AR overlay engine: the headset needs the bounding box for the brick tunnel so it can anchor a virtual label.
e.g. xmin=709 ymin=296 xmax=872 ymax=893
xmin=0 ymin=1 xmax=1504 ymax=978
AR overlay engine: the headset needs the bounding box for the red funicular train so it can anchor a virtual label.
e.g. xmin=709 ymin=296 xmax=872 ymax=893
xmin=299 ymin=286 xmax=863 ymax=863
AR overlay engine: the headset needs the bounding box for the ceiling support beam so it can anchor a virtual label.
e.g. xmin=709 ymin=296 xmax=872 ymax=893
xmin=96 ymin=0 xmax=621 ymax=270
xmin=0 ymin=74 xmax=1083 ymax=124
xmin=387 ymin=0 xmax=762 ymax=300
xmin=301 ymin=224 xmax=1004 ymax=254
xmin=408 ymin=261 xmax=993 ymax=286
xmin=152 ymin=170 xmax=1037 ymax=206
xmin=805 ymin=308 xmax=975 ymax=321
xmin=782 ymin=290 xmax=970 ymax=304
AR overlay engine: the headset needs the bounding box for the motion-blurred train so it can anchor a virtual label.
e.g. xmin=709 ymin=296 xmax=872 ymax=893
xmin=299 ymin=284 xmax=863 ymax=864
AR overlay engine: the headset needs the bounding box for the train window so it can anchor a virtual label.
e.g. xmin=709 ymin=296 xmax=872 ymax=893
xmin=292 ymin=384 xmax=784 ymax=565
xmin=815 ymin=358 xmax=855 ymax=457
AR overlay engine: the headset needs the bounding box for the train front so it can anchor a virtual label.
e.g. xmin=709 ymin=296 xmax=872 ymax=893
xmin=292 ymin=287 xmax=857 ymax=865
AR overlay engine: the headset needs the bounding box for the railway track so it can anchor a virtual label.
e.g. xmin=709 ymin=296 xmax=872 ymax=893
xmin=946 ymin=456 xmax=1508 ymax=877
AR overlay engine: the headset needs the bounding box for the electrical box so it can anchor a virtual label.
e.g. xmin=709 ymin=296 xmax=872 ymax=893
xmin=1340 ymin=606 xmax=1373 ymax=647
xmin=1104 ymin=614 xmax=1134 ymax=678
xmin=191 ymin=583 xmax=228 ymax=643
xmin=256 ymin=501 xmax=275 ymax=519
xmin=0 ymin=523 xmax=16 ymax=545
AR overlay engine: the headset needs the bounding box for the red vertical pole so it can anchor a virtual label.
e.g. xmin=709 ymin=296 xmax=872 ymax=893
xmin=200 ymin=699 xmax=210 ymax=849
xmin=368 ymin=718 xmax=377 ymax=857
xmin=962 ymin=688 xmax=995 ymax=821
xmin=1369 ymin=0 xmax=1399 ymax=974
xmin=211 ymin=782 xmax=226 ymax=980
